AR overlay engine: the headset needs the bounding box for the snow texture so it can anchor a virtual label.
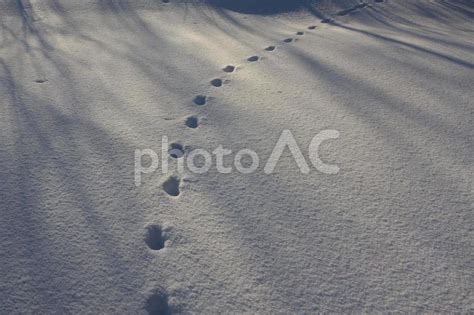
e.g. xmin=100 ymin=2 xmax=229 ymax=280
xmin=0 ymin=0 xmax=473 ymax=313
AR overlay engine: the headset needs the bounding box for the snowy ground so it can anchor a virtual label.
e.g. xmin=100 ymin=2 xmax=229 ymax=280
xmin=0 ymin=0 xmax=473 ymax=313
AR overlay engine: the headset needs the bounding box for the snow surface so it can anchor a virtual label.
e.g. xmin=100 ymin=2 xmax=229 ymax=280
xmin=0 ymin=0 xmax=473 ymax=313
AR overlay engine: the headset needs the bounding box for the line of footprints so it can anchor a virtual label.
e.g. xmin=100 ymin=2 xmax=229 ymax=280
xmin=159 ymin=0 xmax=386 ymax=198
xmin=146 ymin=1 xmax=385 ymax=314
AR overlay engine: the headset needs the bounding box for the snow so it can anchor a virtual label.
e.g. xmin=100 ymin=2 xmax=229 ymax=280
xmin=0 ymin=0 xmax=473 ymax=313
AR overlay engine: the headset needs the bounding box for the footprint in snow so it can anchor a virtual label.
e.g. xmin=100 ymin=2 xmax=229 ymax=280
xmin=211 ymin=78 xmax=223 ymax=87
xmin=283 ymin=38 xmax=293 ymax=43
xmin=308 ymin=25 xmax=317 ymax=30
xmin=193 ymin=95 xmax=207 ymax=106
xmin=265 ymin=45 xmax=276 ymax=51
xmin=321 ymin=18 xmax=334 ymax=23
xmin=247 ymin=56 xmax=259 ymax=62
xmin=145 ymin=225 xmax=166 ymax=251
xmin=169 ymin=143 xmax=184 ymax=159
xmin=145 ymin=290 xmax=171 ymax=315
xmin=296 ymin=31 xmax=304 ymax=35
xmin=163 ymin=176 xmax=180 ymax=197
xmin=223 ymin=65 xmax=236 ymax=73
xmin=185 ymin=116 xmax=199 ymax=128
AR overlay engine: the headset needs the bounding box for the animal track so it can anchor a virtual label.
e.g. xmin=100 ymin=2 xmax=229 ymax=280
xmin=145 ymin=225 xmax=166 ymax=251
xmin=145 ymin=291 xmax=171 ymax=315
xmin=185 ymin=116 xmax=199 ymax=128
xmin=143 ymin=0 xmax=379 ymax=311
xmin=169 ymin=143 xmax=184 ymax=159
xmin=163 ymin=176 xmax=180 ymax=197
xmin=321 ymin=18 xmax=334 ymax=23
xmin=35 ymin=79 xmax=47 ymax=83
xmin=223 ymin=65 xmax=236 ymax=73
xmin=211 ymin=79 xmax=223 ymax=87
xmin=193 ymin=95 xmax=207 ymax=106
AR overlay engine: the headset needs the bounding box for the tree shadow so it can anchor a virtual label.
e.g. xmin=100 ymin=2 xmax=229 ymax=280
xmin=207 ymin=0 xmax=309 ymax=15
xmin=1 ymin=0 xmax=472 ymax=312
